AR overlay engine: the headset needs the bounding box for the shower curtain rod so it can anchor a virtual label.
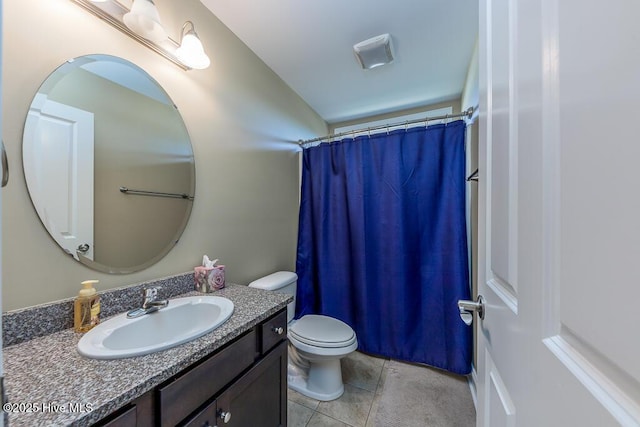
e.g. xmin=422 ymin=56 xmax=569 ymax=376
xmin=298 ymin=106 xmax=477 ymax=146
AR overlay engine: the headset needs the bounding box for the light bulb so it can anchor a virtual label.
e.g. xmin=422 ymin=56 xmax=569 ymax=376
xmin=176 ymin=29 xmax=210 ymax=69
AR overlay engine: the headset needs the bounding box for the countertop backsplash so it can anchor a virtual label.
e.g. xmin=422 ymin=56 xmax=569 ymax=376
xmin=2 ymin=272 xmax=196 ymax=347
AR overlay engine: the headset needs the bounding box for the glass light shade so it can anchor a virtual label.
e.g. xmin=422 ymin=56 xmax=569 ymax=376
xmin=176 ymin=32 xmax=211 ymax=69
xmin=123 ymin=0 xmax=168 ymax=43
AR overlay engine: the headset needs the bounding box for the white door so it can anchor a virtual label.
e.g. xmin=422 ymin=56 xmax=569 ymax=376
xmin=0 ymin=1 xmax=5 ymax=424
xmin=23 ymin=94 xmax=95 ymax=261
xmin=476 ymin=0 xmax=640 ymax=425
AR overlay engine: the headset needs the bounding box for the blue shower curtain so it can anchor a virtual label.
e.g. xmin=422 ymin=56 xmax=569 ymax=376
xmin=295 ymin=120 xmax=472 ymax=375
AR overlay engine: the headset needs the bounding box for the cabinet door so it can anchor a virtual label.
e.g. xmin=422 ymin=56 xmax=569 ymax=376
xmin=158 ymin=330 xmax=256 ymax=426
xmin=216 ymin=340 xmax=287 ymax=427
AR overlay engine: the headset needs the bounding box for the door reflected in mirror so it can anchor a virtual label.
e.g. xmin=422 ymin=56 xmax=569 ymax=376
xmin=23 ymin=54 xmax=195 ymax=273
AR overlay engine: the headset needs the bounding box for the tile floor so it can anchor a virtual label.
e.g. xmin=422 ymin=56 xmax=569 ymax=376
xmin=287 ymin=351 xmax=476 ymax=427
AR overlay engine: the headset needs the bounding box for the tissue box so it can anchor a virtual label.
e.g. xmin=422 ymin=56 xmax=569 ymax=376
xmin=194 ymin=265 xmax=226 ymax=293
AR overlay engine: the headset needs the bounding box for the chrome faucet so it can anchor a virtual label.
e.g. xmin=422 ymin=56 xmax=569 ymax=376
xmin=127 ymin=286 xmax=169 ymax=318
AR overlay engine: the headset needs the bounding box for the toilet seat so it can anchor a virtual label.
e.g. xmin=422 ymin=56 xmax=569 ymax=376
xmin=289 ymin=315 xmax=357 ymax=349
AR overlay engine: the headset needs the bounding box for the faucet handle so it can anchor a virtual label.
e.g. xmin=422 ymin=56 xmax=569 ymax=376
xmin=143 ymin=286 xmax=162 ymax=299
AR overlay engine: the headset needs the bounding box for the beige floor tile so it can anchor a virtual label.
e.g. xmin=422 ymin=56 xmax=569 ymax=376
xmin=288 ymin=353 xmax=475 ymax=427
xmin=341 ymin=352 xmax=386 ymax=392
xmin=288 ymin=388 xmax=321 ymax=410
xmin=316 ymin=383 xmax=375 ymax=427
xmin=365 ymin=363 xmax=389 ymax=427
xmin=364 ymin=391 xmax=381 ymax=427
xmin=373 ymin=364 xmax=388 ymax=395
xmin=307 ymin=411 xmax=354 ymax=427
xmin=348 ymin=351 xmax=386 ymax=367
xmin=370 ymin=360 xmax=475 ymax=427
xmin=288 ymin=400 xmax=315 ymax=427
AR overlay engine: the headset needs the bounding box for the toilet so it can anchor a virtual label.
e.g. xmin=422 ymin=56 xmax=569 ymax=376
xmin=248 ymin=271 xmax=357 ymax=401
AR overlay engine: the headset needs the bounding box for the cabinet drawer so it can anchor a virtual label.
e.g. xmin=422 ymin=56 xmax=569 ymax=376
xmin=260 ymin=310 xmax=287 ymax=354
xmin=158 ymin=330 xmax=256 ymax=427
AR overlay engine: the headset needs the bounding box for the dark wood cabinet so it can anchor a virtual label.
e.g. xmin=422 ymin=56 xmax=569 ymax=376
xmin=94 ymin=391 xmax=155 ymax=427
xmin=95 ymin=405 xmax=137 ymax=427
xmin=159 ymin=330 xmax=256 ymax=426
xmin=93 ymin=309 xmax=287 ymax=427
xmin=216 ymin=340 xmax=287 ymax=427
xmin=183 ymin=341 xmax=287 ymax=427
xmin=259 ymin=310 xmax=287 ymax=355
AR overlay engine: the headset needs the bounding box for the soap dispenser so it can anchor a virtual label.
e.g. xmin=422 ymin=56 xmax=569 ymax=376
xmin=74 ymin=280 xmax=101 ymax=332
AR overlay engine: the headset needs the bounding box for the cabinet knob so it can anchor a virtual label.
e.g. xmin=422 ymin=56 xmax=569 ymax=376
xmin=218 ymin=410 xmax=232 ymax=423
xmin=272 ymin=326 xmax=284 ymax=335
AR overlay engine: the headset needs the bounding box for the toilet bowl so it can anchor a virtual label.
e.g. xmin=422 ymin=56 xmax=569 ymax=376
xmin=248 ymin=271 xmax=357 ymax=401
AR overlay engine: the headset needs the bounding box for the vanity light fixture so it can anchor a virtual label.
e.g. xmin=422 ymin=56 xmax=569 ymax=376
xmin=123 ymin=0 xmax=168 ymax=43
xmin=176 ymin=21 xmax=211 ymax=70
xmin=71 ymin=0 xmax=210 ymax=70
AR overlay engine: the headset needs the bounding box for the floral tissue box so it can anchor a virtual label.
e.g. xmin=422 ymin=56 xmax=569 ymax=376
xmin=194 ymin=265 xmax=225 ymax=293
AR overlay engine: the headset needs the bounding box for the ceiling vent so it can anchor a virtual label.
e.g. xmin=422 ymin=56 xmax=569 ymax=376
xmin=353 ymin=34 xmax=394 ymax=70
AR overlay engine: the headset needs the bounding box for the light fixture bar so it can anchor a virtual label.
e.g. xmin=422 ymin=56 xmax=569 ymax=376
xmin=70 ymin=0 xmax=190 ymax=70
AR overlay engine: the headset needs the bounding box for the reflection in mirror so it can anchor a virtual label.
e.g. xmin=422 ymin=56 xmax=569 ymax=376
xmin=23 ymin=54 xmax=195 ymax=273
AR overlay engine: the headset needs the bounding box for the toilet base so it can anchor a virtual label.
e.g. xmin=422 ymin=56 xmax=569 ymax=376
xmin=288 ymin=357 xmax=345 ymax=401
xmin=285 ymin=318 xmax=358 ymax=402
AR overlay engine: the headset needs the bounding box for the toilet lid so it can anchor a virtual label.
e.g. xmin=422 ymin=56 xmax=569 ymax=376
xmin=289 ymin=315 xmax=356 ymax=348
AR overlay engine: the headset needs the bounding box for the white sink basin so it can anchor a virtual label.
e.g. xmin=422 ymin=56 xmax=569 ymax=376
xmin=77 ymin=296 xmax=234 ymax=359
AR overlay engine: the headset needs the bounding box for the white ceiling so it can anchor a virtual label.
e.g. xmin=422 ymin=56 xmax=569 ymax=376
xmin=200 ymin=0 xmax=478 ymax=124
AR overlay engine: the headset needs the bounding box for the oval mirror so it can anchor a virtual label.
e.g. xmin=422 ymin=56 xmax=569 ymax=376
xmin=23 ymin=54 xmax=195 ymax=273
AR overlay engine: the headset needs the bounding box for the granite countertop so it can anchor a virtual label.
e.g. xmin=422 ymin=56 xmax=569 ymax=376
xmin=3 ymin=284 xmax=292 ymax=426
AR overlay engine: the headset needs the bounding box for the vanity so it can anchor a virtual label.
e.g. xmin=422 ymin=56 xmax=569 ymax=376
xmin=6 ymin=52 xmax=294 ymax=426
xmin=2 ymin=279 xmax=291 ymax=427
xmin=100 ymin=307 xmax=288 ymax=427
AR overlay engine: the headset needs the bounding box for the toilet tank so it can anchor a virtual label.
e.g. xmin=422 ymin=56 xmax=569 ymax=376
xmin=248 ymin=271 xmax=298 ymax=323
